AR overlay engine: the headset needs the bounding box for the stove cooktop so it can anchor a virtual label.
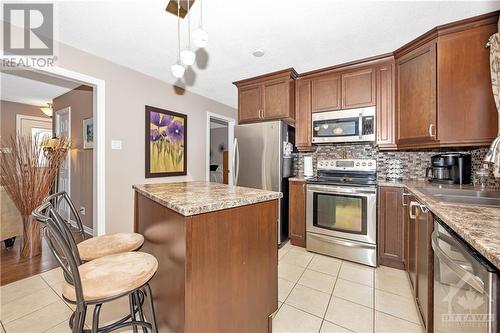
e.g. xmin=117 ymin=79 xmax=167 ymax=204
xmin=306 ymin=158 xmax=377 ymax=187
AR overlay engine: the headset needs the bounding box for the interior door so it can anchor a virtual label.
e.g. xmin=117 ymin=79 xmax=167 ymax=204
xmin=55 ymin=107 xmax=71 ymax=220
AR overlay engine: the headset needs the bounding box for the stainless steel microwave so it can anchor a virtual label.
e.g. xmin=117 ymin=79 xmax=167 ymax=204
xmin=312 ymin=107 xmax=375 ymax=143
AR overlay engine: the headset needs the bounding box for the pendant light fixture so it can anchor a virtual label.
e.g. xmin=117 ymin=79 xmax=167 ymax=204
xmin=40 ymin=102 xmax=53 ymax=117
xmin=180 ymin=0 xmax=196 ymax=66
xmin=192 ymin=0 xmax=208 ymax=48
xmin=171 ymin=0 xmax=185 ymax=78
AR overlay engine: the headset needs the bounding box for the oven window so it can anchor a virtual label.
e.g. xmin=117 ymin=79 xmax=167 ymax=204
xmin=313 ymin=118 xmax=359 ymax=137
xmin=313 ymin=193 xmax=367 ymax=234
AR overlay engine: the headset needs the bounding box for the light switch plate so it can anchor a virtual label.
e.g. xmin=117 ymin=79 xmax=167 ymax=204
xmin=111 ymin=140 xmax=122 ymax=150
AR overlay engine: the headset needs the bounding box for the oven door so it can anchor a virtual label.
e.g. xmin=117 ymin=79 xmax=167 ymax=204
xmin=306 ymin=184 xmax=377 ymax=244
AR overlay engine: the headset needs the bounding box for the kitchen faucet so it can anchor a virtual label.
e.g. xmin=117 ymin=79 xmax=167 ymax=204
xmin=484 ymin=136 xmax=500 ymax=164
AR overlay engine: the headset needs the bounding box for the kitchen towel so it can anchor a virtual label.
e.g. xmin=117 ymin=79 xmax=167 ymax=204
xmin=304 ymin=156 xmax=313 ymax=177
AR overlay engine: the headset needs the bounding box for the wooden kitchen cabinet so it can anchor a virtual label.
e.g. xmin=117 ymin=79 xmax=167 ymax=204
xmin=376 ymin=61 xmax=397 ymax=150
xmin=341 ymin=68 xmax=376 ymax=108
xmin=396 ymin=41 xmax=437 ymax=146
xmin=295 ymin=78 xmax=314 ymax=151
xmin=378 ymin=186 xmax=405 ymax=270
xmin=311 ymin=74 xmax=342 ymax=113
xmin=233 ymin=68 xmax=297 ymax=124
xmin=406 ymin=193 xmax=418 ymax=293
xmin=289 ymin=179 xmax=306 ymax=247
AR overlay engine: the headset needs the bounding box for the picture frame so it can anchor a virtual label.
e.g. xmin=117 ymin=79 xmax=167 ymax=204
xmin=83 ymin=117 xmax=94 ymax=149
xmin=145 ymin=105 xmax=187 ymax=178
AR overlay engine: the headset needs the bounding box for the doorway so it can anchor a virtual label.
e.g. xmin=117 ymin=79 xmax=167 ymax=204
xmin=55 ymin=107 xmax=72 ymax=221
xmin=206 ymin=113 xmax=235 ymax=185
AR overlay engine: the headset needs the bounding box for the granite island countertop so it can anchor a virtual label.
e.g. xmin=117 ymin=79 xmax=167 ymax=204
xmin=133 ymin=181 xmax=282 ymax=217
xmin=379 ymin=180 xmax=500 ymax=269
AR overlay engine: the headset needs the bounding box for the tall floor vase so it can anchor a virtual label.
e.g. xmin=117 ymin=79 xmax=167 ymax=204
xmin=20 ymin=215 xmax=42 ymax=258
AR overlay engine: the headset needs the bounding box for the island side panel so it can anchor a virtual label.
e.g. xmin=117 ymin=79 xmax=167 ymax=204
xmin=134 ymin=191 xmax=187 ymax=333
xmin=185 ymin=199 xmax=279 ymax=333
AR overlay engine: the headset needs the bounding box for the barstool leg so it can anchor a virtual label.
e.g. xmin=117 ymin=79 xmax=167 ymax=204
xmin=90 ymin=304 xmax=102 ymax=333
xmin=72 ymin=306 xmax=86 ymax=333
xmin=144 ymin=284 xmax=158 ymax=333
xmin=128 ymin=292 xmax=138 ymax=333
xmin=134 ymin=290 xmax=147 ymax=333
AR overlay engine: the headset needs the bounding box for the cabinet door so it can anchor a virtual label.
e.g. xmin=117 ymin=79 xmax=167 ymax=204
xmin=342 ymin=68 xmax=376 ymax=108
xmin=397 ymin=42 xmax=437 ymax=145
xmin=262 ymin=79 xmax=291 ymax=120
xmin=289 ymin=180 xmax=306 ymax=247
xmin=311 ymin=74 xmax=341 ymax=112
xmin=407 ymin=195 xmax=418 ymax=294
xmin=238 ymin=84 xmax=262 ymax=123
xmin=378 ymin=186 xmax=405 ymax=269
xmin=416 ymin=204 xmax=434 ymax=331
xmin=376 ymin=63 xmax=397 ymax=149
xmin=295 ymin=79 xmax=313 ymax=151
xmin=437 ymin=23 xmax=498 ymax=146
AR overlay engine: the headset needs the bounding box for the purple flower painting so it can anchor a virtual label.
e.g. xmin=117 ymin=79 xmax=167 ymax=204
xmin=145 ymin=106 xmax=187 ymax=177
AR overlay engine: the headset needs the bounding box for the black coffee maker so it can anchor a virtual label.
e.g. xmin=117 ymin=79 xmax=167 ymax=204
xmin=426 ymin=153 xmax=471 ymax=184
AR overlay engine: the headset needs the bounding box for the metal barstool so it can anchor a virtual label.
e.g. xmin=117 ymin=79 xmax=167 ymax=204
xmin=44 ymin=191 xmax=144 ymax=261
xmin=32 ymin=202 xmax=158 ymax=333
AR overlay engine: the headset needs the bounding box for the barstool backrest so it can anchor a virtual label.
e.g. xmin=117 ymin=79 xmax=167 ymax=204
xmin=32 ymin=202 xmax=85 ymax=304
xmin=44 ymin=191 xmax=85 ymax=236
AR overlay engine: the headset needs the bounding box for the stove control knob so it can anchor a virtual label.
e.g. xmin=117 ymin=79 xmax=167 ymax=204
xmin=330 ymin=162 xmax=335 ymax=166
xmin=362 ymin=162 xmax=366 ymax=166
xmin=355 ymin=162 xmax=360 ymax=166
xmin=368 ymin=162 xmax=373 ymax=166
xmin=319 ymin=162 xmax=324 ymax=167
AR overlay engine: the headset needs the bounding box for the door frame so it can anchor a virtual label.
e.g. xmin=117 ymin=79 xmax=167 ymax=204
xmin=2 ymin=57 xmax=106 ymax=236
xmin=15 ymin=115 xmax=52 ymax=136
xmin=205 ymin=112 xmax=236 ymax=185
xmin=54 ymin=107 xmax=72 ymax=223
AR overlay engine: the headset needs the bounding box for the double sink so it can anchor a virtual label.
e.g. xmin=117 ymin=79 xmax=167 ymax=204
xmin=416 ymin=187 xmax=500 ymax=208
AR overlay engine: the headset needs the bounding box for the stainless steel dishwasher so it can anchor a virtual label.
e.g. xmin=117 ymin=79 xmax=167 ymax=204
xmin=432 ymin=219 xmax=499 ymax=333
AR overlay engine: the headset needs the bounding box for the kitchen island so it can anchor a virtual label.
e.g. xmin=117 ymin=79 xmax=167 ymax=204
xmin=133 ymin=181 xmax=282 ymax=333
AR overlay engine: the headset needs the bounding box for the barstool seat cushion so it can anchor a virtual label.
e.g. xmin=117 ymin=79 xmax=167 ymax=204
xmin=62 ymin=252 xmax=158 ymax=302
xmin=77 ymin=233 xmax=144 ymax=261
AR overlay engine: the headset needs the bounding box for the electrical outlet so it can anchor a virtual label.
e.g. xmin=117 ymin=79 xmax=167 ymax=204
xmin=79 ymin=206 xmax=86 ymax=216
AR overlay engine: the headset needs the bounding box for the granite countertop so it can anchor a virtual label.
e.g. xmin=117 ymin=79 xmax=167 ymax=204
xmin=379 ymin=180 xmax=500 ymax=269
xmin=133 ymin=181 xmax=282 ymax=217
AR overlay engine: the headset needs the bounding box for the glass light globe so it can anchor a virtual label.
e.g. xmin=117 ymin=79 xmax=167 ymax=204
xmin=192 ymin=28 xmax=208 ymax=48
xmin=180 ymin=49 xmax=196 ymax=66
xmin=171 ymin=62 xmax=185 ymax=78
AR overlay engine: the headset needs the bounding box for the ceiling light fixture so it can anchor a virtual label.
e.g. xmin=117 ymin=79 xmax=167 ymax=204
xmin=40 ymin=102 xmax=53 ymax=117
xmin=192 ymin=0 xmax=208 ymax=48
xmin=180 ymin=0 xmax=196 ymax=66
xmin=171 ymin=0 xmax=185 ymax=78
xmin=252 ymin=49 xmax=265 ymax=57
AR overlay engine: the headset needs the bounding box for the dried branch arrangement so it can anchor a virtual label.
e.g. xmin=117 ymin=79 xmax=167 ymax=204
xmin=1 ymin=135 xmax=69 ymax=258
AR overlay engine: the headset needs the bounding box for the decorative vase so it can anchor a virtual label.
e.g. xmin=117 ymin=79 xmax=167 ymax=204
xmin=20 ymin=215 xmax=42 ymax=258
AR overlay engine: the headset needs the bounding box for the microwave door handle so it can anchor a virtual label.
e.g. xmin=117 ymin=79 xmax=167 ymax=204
xmin=431 ymin=232 xmax=485 ymax=294
xmin=358 ymin=113 xmax=363 ymax=139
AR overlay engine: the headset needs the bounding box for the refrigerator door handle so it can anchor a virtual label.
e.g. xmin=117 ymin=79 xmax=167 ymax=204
xmin=233 ymin=138 xmax=240 ymax=185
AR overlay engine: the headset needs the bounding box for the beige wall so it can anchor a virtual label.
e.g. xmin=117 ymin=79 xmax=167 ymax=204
xmin=210 ymin=127 xmax=228 ymax=165
xmin=54 ymin=42 xmax=237 ymax=233
xmin=0 ymin=100 xmax=51 ymax=142
xmin=53 ymin=86 xmax=94 ymax=229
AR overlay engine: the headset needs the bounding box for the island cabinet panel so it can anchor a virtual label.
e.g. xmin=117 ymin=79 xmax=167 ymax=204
xmin=437 ymin=22 xmax=499 ymax=146
xmin=396 ymin=41 xmax=437 ymax=146
xmin=376 ymin=61 xmax=397 ymax=150
xmin=311 ymin=74 xmax=342 ymax=112
xmin=289 ymin=180 xmax=306 ymax=247
xmin=238 ymin=84 xmax=262 ymax=123
xmin=378 ymin=186 xmax=405 ymax=270
xmin=295 ymin=78 xmax=314 ymax=151
xmin=134 ymin=192 xmax=278 ymax=333
xmin=341 ymin=67 xmax=376 ymax=108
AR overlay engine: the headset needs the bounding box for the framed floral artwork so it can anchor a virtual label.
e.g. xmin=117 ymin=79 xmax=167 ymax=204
xmin=145 ymin=105 xmax=187 ymax=178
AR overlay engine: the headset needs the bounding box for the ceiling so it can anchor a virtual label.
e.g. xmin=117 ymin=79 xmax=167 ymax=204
xmin=55 ymin=1 xmax=500 ymax=108
xmin=1 ymin=71 xmax=80 ymax=106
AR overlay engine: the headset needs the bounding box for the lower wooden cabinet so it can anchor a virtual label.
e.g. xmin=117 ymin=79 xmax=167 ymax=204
xmin=378 ymin=186 xmax=405 ymax=269
xmin=289 ymin=179 xmax=306 ymax=247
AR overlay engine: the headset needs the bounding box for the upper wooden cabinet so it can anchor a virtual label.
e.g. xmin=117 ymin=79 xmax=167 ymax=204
xmin=396 ymin=41 xmax=437 ymax=146
xmin=376 ymin=61 xmax=397 ymax=150
xmin=342 ymin=68 xmax=376 ymax=108
xmin=295 ymin=78 xmax=313 ymax=151
xmin=311 ymin=74 xmax=341 ymax=112
xmin=233 ymin=69 xmax=297 ymax=124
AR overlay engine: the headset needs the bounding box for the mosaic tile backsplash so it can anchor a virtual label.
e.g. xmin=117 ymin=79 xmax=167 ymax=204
xmin=293 ymin=144 xmax=500 ymax=189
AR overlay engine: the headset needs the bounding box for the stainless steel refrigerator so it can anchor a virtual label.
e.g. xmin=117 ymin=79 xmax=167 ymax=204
xmin=233 ymin=121 xmax=292 ymax=245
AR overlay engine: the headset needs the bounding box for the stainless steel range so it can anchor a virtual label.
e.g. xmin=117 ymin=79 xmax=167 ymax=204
xmin=306 ymin=159 xmax=377 ymax=267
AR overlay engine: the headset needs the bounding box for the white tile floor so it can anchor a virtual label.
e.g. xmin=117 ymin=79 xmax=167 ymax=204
xmin=0 ymin=242 xmax=423 ymax=333
xmin=274 ymin=242 xmax=424 ymax=333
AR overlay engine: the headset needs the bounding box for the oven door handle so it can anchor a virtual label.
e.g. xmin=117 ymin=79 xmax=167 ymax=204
xmin=431 ymin=231 xmax=485 ymax=294
xmin=308 ymin=233 xmax=375 ymax=249
xmin=307 ymin=185 xmax=376 ymax=195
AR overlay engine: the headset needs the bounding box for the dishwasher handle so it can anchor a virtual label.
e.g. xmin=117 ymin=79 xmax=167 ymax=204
xmin=431 ymin=231 xmax=485 ymax=294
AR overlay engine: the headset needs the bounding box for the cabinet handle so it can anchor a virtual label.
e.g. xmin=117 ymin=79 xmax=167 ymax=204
xmin=402 ymin=192 xmax=410 ymax=207
xmin=429 ymin=124 xmax=436 ymax=138
xmin=261 ymin=109 xmax=264 ymax=119
xmin=409 ymin=201 xmax=419 ymax=219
